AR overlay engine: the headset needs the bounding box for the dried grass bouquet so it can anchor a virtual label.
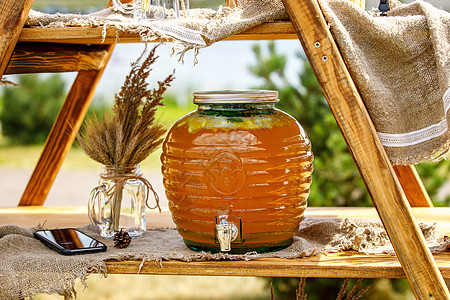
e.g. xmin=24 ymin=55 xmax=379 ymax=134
xmin=77 ymin=45 xmax=174 ymax=235
xmin=77 ymin=45 xmax=174 ymax=168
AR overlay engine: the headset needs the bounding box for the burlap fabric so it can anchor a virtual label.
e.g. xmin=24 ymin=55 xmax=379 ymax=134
xmin=25 ymin=0 xmax=287 ymax=58
xmin=319 ymin=0 xmax=449 ymax=164
xmin=0 ymin=217 xmax=447 ymax=299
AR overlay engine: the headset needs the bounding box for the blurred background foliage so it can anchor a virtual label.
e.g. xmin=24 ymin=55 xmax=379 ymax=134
xmin=1 ymin=74 xmax=65 ymax=145
xmin=0 ymin=74 xmax=111 ymax=145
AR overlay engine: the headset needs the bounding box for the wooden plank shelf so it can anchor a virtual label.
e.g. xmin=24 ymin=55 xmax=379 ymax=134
xmin=8 ymin=21 xmax=295 ymax=74
xmin=106 ymin=252 xmax=450 ymax=279
xmin=17 ymin=21 xmax=297 ymax=44
xmin=5 ymin=42 xmax=111 ymax=74
xmin=2 ymin=206 xmax=449 ymax=279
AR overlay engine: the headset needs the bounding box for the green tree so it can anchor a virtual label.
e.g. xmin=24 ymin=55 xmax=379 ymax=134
xmin=249 ymin=41 xmax=370 ymax=207
xmin=1 ymin=74 xmax=65 ymax=145
xmin=416 ymin=160 xmax=450 ymax=206
xmin=249 ymin=41 xmax=450 ymax=207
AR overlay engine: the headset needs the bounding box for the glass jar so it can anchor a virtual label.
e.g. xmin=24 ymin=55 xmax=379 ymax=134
xmin=111 ymin=0 xmax=190 ymax=20
xmin=161 ymin=90 xmax=314 ymax=253
xmin=88 ymin=164 xmax=147 ymax=238
xmin=112 ymin=0 xmax=166 ymax=20
xmin=168 ymin=0 xmax=190 ymax=18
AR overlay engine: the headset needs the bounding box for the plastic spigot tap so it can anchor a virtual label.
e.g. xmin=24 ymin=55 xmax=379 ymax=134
xmin=215 ymin=215 xmax=238 ymax=252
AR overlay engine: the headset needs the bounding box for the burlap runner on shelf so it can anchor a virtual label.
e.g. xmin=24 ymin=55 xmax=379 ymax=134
xmin=0 ymin=217 xmax=447 ymax=299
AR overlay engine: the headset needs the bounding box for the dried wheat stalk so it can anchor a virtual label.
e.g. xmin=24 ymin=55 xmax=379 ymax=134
xmin=77 ymin=45 xmax=174 ymax=170
xmin=0 ymin=78 xmax=19 ymax=87
xmin=296 ymin=278 xmax=308 ymax=300
xmin=336 ymin=278 xmax=371 ymax=300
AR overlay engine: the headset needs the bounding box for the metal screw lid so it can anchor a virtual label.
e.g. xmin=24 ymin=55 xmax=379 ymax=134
xmin=193 ymin=90 xmax=279 ymax=104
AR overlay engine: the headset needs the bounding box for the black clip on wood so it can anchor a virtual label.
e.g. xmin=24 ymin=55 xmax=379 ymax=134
xmin=378 ymin=0 xmax=389 ymax=16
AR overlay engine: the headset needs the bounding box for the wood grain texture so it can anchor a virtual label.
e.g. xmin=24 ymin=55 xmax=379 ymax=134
xmin=225 ymin=0 xmax=238 ymax=8
xmin=19 ymin=45 xmax=115 ymax=206
xmin=223 ymin=21 xmax=297 ymax=41
xmin=281 ymin=0 xmax=449 ymax=298
xmin=1 ymin=207 xmax=449 ymax=279
xmin=18 ymin=21 xmax=297 ymax=44
xmin=0 ymin=0 xmax=34 ymax=77
xmin=5 ymin=42 xmax=110 ymax=74
xmin=105 ymin=253 xmax=450 ymax=279
xmin=394 ymin=165 xmax=433 ymax=207
xmin=107 ymin=0 xmax=132 ymax=7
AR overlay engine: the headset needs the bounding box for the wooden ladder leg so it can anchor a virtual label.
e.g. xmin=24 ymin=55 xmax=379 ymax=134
xmin=394 ymin=165 xmax=433 ymax=207
xmin=281 ymin=0 xmax=449 ymax=298
xmin=19 ymin=44 xmax=115 ymax=206
xmin=0 ymin=0 xmax=35 ymax=76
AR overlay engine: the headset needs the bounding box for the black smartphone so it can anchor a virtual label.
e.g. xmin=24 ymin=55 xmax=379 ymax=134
xmin=34 ymin=228 xmax=107 ymax=255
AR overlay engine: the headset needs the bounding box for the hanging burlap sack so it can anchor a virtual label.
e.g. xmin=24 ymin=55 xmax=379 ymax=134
xmin=319 ymin=0 xmax=450 ymax=164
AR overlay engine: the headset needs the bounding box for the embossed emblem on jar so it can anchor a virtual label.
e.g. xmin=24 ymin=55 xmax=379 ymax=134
xmin=205 ymin=151 xmax=246 ymax=195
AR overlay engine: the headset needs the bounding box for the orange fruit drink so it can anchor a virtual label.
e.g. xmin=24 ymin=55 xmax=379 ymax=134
xmin=161 ymin=90 xmax=313 ymax=253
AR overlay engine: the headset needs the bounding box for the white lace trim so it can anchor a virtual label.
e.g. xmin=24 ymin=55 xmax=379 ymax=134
xmin=378 ymin=87 xmax=450 ymax=147
xmin=149 ymin=21 xmax=206 ymax=46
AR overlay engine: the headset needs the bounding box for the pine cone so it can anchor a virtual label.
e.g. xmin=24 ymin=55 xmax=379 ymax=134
xmin=113 ymin=229 xmax=132 ymax=248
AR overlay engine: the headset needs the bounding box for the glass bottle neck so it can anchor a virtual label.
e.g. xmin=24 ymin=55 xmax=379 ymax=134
xmin=196 ymin=103 xmax=275 ymax=116
xmin=100 ymin=164 xmax=142 ymax=178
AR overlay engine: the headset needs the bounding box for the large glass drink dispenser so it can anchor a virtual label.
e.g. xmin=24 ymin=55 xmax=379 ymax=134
xmin=161 ymin=90 xmax=313 ymax=253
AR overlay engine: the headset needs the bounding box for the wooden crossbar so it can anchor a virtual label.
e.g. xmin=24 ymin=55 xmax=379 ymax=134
xmin=19 ymin=51 xmax=114 ymax=206
xmin=6 ymin=43 xmax=111 ymax=74
xmin=16 ymin=5 xmax=116 ymax=206
xmin=0 ymin=0 xmax=34 ymax=76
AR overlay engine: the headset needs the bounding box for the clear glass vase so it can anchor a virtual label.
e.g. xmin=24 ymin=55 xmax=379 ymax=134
xmin=167 ymin=0 xmax=190 ymax=18
xmin=111 ymin=0 xmax=166 ymax=20
xmin=88 ymin=164 xmax=147 ymax=238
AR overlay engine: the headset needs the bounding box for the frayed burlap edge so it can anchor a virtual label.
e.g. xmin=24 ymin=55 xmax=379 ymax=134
xmin=0 ymin=79 xmax=19 ymax=87
xmin=0 ymin=225 xmax=108 ymax=300
xmin=24 ymin=2 xmax=287 ymax=64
